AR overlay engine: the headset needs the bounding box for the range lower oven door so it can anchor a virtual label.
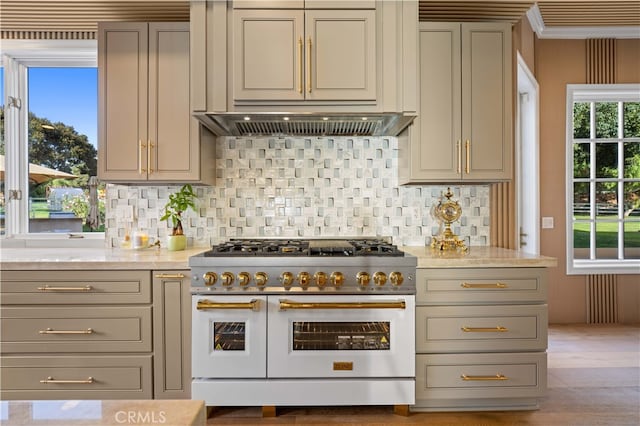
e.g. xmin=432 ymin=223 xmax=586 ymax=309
xmin=192 ymin=295 xmax=267 ymax=378
xmin=267 ymin=295 xmax=415 ymax=378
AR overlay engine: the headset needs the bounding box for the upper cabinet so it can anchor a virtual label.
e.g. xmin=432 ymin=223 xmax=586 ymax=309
xmin=191 ymin=0 xmax=417 ymax=115
xmin=232 ymin=8 xmax=376 ymax=102
xmin=98 ymin=22 xmax=215 ymax=184
xmin=399 ymin=22 xmax=512 ymax=184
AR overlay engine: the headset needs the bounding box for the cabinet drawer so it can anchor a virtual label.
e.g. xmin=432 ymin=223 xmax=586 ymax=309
xmin=416 ymin=268 xmax=547 ymax=304
xmin=416 ymin=352 xmax=547 ymax=402
xmin=1 ymin=306 xmax=152 ymax=353
xmin=416 ymin=305 xmax=547 ymax=352
xmin=0 ymin=270 xmax=151 ymax=305
xmin=0 ymin=355 xmax=152 ymax=400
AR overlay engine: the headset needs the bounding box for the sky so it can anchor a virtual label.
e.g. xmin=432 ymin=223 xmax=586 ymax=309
xmin=28 ymin=68 xmax=98 ymax=148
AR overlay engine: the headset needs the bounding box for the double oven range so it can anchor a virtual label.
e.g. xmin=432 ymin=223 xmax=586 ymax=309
xmin=189 ymin=239 xmax=416 ymax=411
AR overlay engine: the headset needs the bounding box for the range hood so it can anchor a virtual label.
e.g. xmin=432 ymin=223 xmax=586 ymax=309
xmin=194 ymin=112 xmax=415 ymax=137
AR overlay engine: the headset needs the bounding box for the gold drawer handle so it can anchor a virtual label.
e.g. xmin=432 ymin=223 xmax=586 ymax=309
xmin=154 ymin=273 xmax=186 ymax=279
xmin=461 ymin=374 xmax=508 ymax=381
xmin=37 ymin=285 xmax=93 ymax=292
xmin=461 ymin=326 xmax=508 ymax=332
xmin=39 ymin=327 xmax=94 ymax=335
xmin=40 ymin=376 xmax=94 ymax=384
xmin=461 ymin=282 xmax=508 ymax=289
xmin=197 ymin=299 xmax=260 ymax=311
xmin=279 ymin=300 xmax=405 ymax=310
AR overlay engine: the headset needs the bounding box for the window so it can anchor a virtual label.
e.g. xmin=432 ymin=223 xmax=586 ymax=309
xmin=566 ymin=84 xmax=640 ymax=274
xmin=1 ymin=40 xmax=101 ymax=242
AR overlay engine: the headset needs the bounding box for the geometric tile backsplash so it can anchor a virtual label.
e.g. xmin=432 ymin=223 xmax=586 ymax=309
xmin=104 ymin=136 xmax=491 ymax=248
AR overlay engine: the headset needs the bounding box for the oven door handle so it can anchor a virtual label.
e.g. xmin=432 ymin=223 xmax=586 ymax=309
xmin=279 ymin=299 xmax=406 ymax=310
xmin=196 ymin=299 xmax=260 ymax=311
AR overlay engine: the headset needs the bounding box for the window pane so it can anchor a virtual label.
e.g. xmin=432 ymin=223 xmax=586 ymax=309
xmin=574 ymin=182 xmax=590 ymax=216
xmin=596 ymin=182 xmax=618 ymax=216
xmin=27 ymin=67 xmax=102 ymax=233
xmin=623 ymin=102 xmax=640 ymax=138
xmin=595 ymin=102 xmax=618 ymax=139
xmin=573 ymin=143 xmax=590 ymax=178
xmin=624 ymin=142 xmax=640 ymax=179
xmin=573 ymin=102 xmax=591 ymax=138
xmin=573 ymin=220 xmax=590 ymax=252
xmin=624 ymin=181 xmax=640 ymax=217
xmin=595 ymin=142 xmax=618 ymax=178
xmin=595 ymin=221 xmax=618 ymax=258
xmin=624 ymin=220 xmax=640 ymax=259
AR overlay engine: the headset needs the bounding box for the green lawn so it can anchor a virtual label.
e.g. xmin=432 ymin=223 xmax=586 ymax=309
xmin=574 ymin=217 xmax=640 ymax=248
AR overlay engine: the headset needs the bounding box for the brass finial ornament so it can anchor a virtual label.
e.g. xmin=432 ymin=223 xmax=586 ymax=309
xmin=430 ymin=187 xmax=468 ymax=253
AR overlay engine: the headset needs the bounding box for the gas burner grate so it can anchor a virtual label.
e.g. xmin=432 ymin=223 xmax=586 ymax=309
xmin=202 ymin=239 xmax=404 ymax=257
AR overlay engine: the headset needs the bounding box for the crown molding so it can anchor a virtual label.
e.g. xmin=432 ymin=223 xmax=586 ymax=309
xmin=526 ymin=4 xmax=640 ymax=39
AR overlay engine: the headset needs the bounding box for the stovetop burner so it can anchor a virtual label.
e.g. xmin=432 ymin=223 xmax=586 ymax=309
xmin=202 ymin=239 xmax=403 ymax=257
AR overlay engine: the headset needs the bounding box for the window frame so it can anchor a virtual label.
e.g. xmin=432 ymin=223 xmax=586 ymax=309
xmin=1 ymin=40 xmax=102 ymax=247
xmin=565 ymin=84 xmax=640 ymax=274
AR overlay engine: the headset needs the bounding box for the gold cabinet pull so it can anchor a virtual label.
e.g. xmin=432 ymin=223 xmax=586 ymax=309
xmin=461 ymin=326 xmax=508 ymax=332
xmin=197 ymin=299 xmax=260 ymax=311
xmin=298 ymin=37 xmax=303 ymax=94
xmin=139 ymin=139 xmax=147 ymax=174
xmin=40 ymin=376 xmax=94 ymax=384
xmin=461 ymin=282 xmax=508 ymax=289
xmin=147 ymin=140 xmax=154 ymax=174
xmin=37 ymin=285 xmax=93 ymax=292
xmin=154 ymin=273 xmax=186 ymax=279
xmin=465 ymin=139 xmax=470 ymax=174
xmin=279 ymin=299 xmax=405 ymax=310
xmin=456 ymin=140 xmax=462 ymax=174
xmin=461 ymin=374 xmax=508 ymax=381
xmin=39 ymin=327 xmax=94 ymax=335
xmin=307 ymin=37 xmax=312 ymax=93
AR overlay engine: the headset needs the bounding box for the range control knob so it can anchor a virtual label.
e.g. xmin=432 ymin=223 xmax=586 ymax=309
xmin=373 ymin=272 xmax=387 ymax=287
xmin=255 ymin=272 xmax=268 ymax=287
xmin=389 ymin=271 xmax=404 ymax=287
xmin=356 ymin=271 xmax=370 ymax=288
xmin=203 ymin=272 xmax=218 ymax=286
xmin=330 ymin=272 xmax=344 ymax=288
xmin=314 ymin=272 xmax=328 ymax=288
xmin=238 ymin=272 xmax=251 ymax=287
xmin=280 ymin=272 xmax=294 ymax=288
xmin=297 ymin=272 xmax=311 ymax=288
xmin=221 ymin=272 xmax=235 ymax=287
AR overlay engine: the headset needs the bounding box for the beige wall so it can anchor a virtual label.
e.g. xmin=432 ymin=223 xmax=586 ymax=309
xmin=535 ymin=38 xmax=640 ymax=324
xmin=513 ymin=17 xmax=535 ymax=73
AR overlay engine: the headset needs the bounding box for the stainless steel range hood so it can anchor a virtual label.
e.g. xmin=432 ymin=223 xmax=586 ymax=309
xmin=194 ymin=112 xmax=415 ymax=137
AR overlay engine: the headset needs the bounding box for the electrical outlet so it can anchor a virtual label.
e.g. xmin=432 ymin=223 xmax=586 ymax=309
xmin=117 ymin=205 xmax=134 ymax=220
xmin=542 ymin=217 xmax=554 ymax=229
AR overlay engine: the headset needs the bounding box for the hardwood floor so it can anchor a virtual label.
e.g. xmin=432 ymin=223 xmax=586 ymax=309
xmin=205 ymin=324 xmax=640 ymax=425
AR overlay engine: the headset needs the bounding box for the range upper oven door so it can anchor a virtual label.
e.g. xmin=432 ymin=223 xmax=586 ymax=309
xmin=192 ymin=295 xmax=267 ymax=378
xmin=267 ymin=295 xmax=415 ymax=378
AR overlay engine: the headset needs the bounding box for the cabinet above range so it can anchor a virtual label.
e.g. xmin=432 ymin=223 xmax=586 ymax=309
xmin=190 ymin=0 xmax=418 ymax=137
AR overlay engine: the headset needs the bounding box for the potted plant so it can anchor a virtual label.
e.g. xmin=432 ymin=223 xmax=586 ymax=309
xmin=160 ymin=184 xmax=197 ymax=251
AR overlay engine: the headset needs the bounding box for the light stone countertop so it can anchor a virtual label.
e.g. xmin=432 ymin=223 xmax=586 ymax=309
xmin=0 ymin=245 xmax=557 ymax=271
xmin=400 ymin=245 xmax=557 ymax=268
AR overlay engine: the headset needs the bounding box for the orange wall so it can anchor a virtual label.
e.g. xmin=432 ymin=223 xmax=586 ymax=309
xmin=535 ymin=38 xmax=640 ymax=324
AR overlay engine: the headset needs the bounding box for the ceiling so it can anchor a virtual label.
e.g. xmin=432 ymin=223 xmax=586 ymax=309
xmin=0 ymin=1 xmax=638 ymax=36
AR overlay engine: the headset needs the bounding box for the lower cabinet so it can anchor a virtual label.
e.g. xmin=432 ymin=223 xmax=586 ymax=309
xmin=413 ymin=267 xmax=548 ymax=412
xmin=0 ymin=269 xmax=191 ymax=400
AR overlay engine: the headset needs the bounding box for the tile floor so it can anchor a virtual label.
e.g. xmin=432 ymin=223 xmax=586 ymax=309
xmin=205 ymin=324 xmax=640 ymax=425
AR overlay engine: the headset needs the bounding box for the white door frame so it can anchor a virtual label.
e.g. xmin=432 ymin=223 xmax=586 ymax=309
xmin=515 ymin=52 xmax=540 ymax=254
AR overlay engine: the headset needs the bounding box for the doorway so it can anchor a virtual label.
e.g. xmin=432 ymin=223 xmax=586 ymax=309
xmin=516 ymin=52 xmax=540 ymax=255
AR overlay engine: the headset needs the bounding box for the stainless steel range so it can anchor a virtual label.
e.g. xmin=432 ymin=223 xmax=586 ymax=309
xmin=189 ymin=238 xmax=416 ymax=415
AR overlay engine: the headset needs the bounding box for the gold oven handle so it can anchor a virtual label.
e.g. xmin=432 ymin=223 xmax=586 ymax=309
xmin=197 ymin=299 xmax=260 ymax=311
xmin=461 ymin=282 xmax=508 ymax=289
xmin=37 ymin=285 xmax=93 ymax=292
xmin=279 ymin=299 xmax=405 ymax=310
xmin=461 ymin=374 xmax=508 ymax=381
xmin=40 ymin=376 xmax=94 ymax=384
